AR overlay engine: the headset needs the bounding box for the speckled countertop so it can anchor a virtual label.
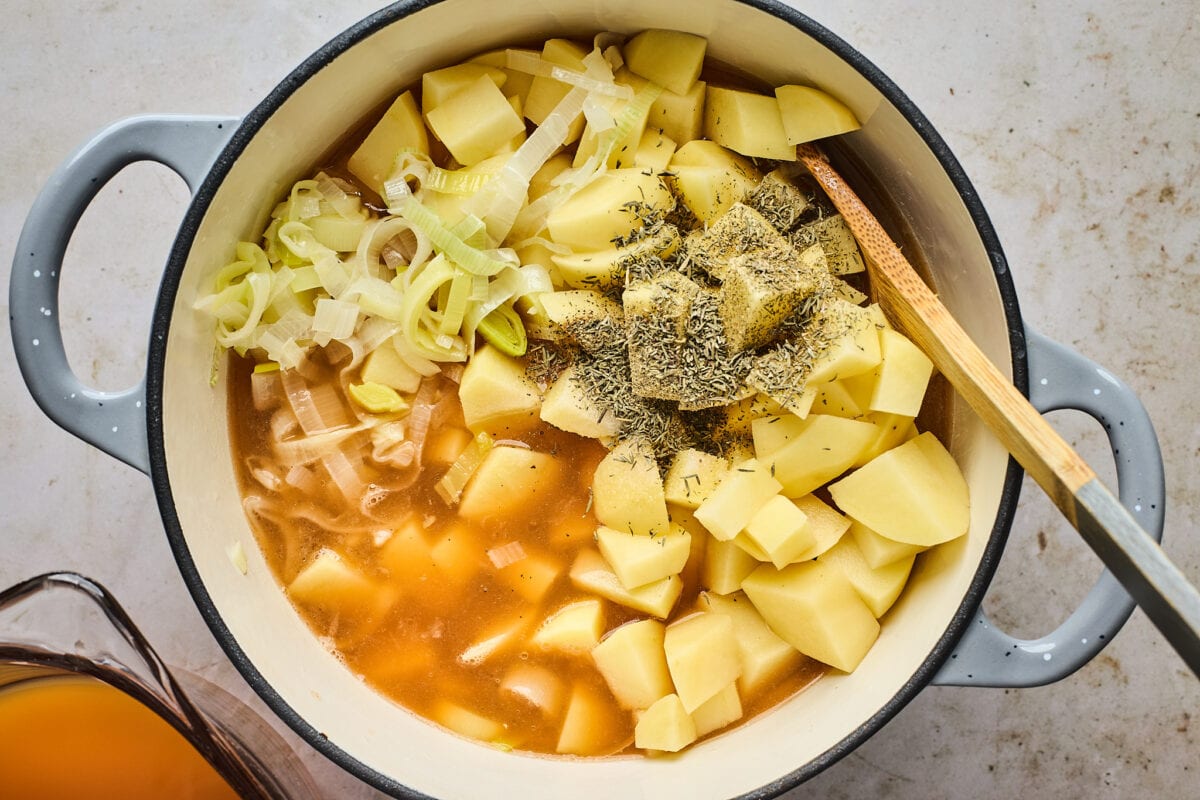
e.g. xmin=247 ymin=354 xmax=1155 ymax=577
xmin=2 ymin=2 xmax=1197 ymax=797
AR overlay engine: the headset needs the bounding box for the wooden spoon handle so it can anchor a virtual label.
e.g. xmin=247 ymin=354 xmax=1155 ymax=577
xmin=797 ymin=143 xmax=1200 ymax=674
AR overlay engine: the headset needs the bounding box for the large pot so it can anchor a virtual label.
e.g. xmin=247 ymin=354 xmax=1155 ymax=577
xmin=9 ymin=1 xmax=1165 ymax=798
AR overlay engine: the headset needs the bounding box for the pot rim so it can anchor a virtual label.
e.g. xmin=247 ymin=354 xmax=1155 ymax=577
xmin=145 ymin=1 xmax=1027 ymax=796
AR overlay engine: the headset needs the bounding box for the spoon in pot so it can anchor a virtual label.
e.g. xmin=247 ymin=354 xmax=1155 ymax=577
xmin=796 ymin=143 xmax=1200 ymax=676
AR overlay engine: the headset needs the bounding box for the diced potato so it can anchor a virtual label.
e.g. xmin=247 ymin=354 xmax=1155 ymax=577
xmin=429 ymin=526 xmax=484 ymax=585
xmin=817 ymin=536 xmax=916 ymax=618
xmin=570 ymin=549 xmax=682 ymax=618
xmin=347 ymin=91 xmax=429 ymax=195
xmin=591 ymin=619 xmax=673 ymax=709
xmin=694 ymin=459 xmax=782 ymax=542
xmin=731 ymin=531 xmax=770 ymax=562
xmin=532 ymin=598 xmax=605 ymax=653
xmin=663 ymin=448 xmax=730 ymax=509
xmin=378 ymin=518 xmax=434 ymax=586
xmin=792 ymin=213 xmax=865 ymax=275
xmin=592 ymin=439 xmax=670 ymax=536
xmin=828 ymin=432 xmax=969 ymax=547
xmin=745 ymin=169 xmax=813 ymax=233
xmin=812 ymin=380 xmax=865 ymax=419
xmin=494 ymin=549 xmax=564 ymax=604
xmin=669 ymin=141 xmax=760 ymax=224
xmin=424 ymin=426 xmax=472 ymax=465
xmin=663 ymin=612 xmax=741 ymax=712
xmin=701 ymin=534 xmax=760 ymax=594
xmin=458 ymin=446 xmax=561 ymax=520
xmin=849 ymin=519 xmax=926 ymax=569
xmin=751 ymin=413 xmax=808 ymax=458
xmin=805 ymin=299 xmax=883 ymax=384
xmin=853 ymin=411 xmax=918 ymax=468
xmin=743 ymin=494 xmax=816 ymax=569
xmin=689 ymin=682 xmax=743 ymax=738
xmin=524 ymin=38 xmax=590 ymax=142
xmin=760 ymin=414 xmax=878 ymax=498
xmin=457 ymin=344 xmax=541 ymax=434
xmin=635 ymin=693 xmax=698 ymax=752
xmin=500 ymin=664 xmax=564 ymax=716
xmin=557 ymin=684 xmax=624 ymax=756
xmin=459 ymin=616 xmax=528 ymax=665
xmin=546 ymin=169 xmax=672 ymax=251
xmin=790 ymin=494 xmax=851 ymax=560
xmin=634 ymin=127 xmax=677 ymax=171
xmin=540 ymin=366 xmax=622 ymax=439
xmin=536 ymin=289 xmax=625 ymax=343
xmin=597 ymin=524 xmax=692 ymax=589
xmin=552 ymin=224 xmax=682 ymax=291
xmin=624 ymin=270 xmax=700 ymax=400
xmin=742 ymin=560 xmax=880 ymax=673
xmin=360 ymin=338 xmax=422 ymax=394
xmin=421 ymin=62 xmax=507 ymax=116
xmin=288 ymin=548 xmax=378 ymax=612
xmin=433 ymin=700 xmax=505 ymax=742
xmin=704 ymin=86 xmax=795 ymax=161
xmin=648 ymin=80 xmax=706 ymax=145
xmin=774 ymin=84 xmax=861 ymax=145
xmin=425 ymin=75 xmax=527 ymax=166
xmin=869 ymin=329 xmax=935 ymax=417
xmin=623 ymin=29 xmax=707 ymax=95
xmin=685 ymin=203 xmax=787 ymax=283
xmin=697 ymin=591 xmax=802 ymax=699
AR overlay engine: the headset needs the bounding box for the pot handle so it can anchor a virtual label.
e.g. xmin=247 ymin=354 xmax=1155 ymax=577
xmin=932 ymin=326 xmax=1165 ymax=687
xmin=9 ymin=115 xmax=238 ymax=475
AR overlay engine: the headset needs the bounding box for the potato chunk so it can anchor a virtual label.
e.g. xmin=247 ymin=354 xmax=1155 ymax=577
xmin=635 ymin=694 xmax=698 ymax=752
xmin=532 ymin=599 xmax=605 ymax=653
xmin=592 ymin=439 xmax=670 ymax=536
xmin=817 ymin=537 xmax=916 ymax=618
xmin=689 ymin=682 xmax=743 ymax=738
xmin=597 ymin=524 xmax=692 ymax=589
xmin=759 ymin=414 xmax=877 ymax=498
xmin=774 ymin=84 xmax=861 ymax=145
xmin=663 ymin=448 xmax=729 ymax=509
xmin=458 ymin=446 xmax=560 ymax=520
xmin=719 ymin=242 xmax=829 ymax=352
xmin=848 ymin=519 xmax=926 ymax=569
xmin=743 ymin=494 xmax=816 ymax=569
xmin=694 ymin=458 xmax=782 ymax=542
xmin=868 ymin=328 xmax=935 ymax=417
xmin=420 ymin=62 xmax=507 ymax=115
xmin=591 ymin=619 xmax=673 ymax=710
xmin=698 ymin=591 xmax=802 ymax=699
xmin=664 ymin=612 xmax=741 ymax=712
xmin=704 ymin=86 xmax=795 ymax=161
xmin=425 ymin=75 xmax=526 ymax=166
xmin=546 ymin=168 xmax=672 ymax=251
xmin=557 ymin=684 xmax=625 ymax=756
xmin=347 ymin=90 xmax=429 ymax=195
xmin=539 ymin=366 xmax=622 ymax=440
xmin=457 ymin=344 xmax=541 ymax=434
xmin=701 ymin=534 xmax=760 ymax=594
xmin=742 ymin=560 xmax=879 ymax=673
xmin=623 ymin=29 xmax=707 ymax=95
xmin=828 ymin=432 xmax=969 ymax=547
xmin=570 ymin=549 xmax=682 ymax=618
xmin=648 ymin=80 xmax=706 ymax=146
xmin=669 ymin=141 xmax=760 ymax=224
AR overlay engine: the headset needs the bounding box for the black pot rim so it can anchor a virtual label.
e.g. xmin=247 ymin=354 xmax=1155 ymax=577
xmin=146 ymin=1 xmax=1026 ymax=797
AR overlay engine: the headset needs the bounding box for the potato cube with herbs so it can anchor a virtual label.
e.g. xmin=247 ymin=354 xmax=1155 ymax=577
xmin=663 ymin=448 xmax=730 ymax=509
xmin=704 ymin=85 xmax=795 ymax=161
xmin=745 ymin=169 xmax=813 ymax=233
xmin=551 ymin=224 xmax=682 ymax=292
xmin=742 ymin=560 xmax=879 ymax=673
xmin=597 ymin=524 xmax=692 ymax=590
xmin=624 ymin=270 xmax=700 ymax=401
xmin=805 ymin=299 xmax=883 ymax=384
xmin=686 ymin=202 xmax=787 ymax=282
xmin=791 ymin=213 xmax=865 ymax=275
xmin=425 ymin=74 xmax=526 ymax=166
xmin=547 ymin=168 xmax=673 ymax=251
xmin=457 ymin=344 xmax=541 ymax=434
xmin=694 ymin=458 xmax=783 ymax=542
xmin=591 ymin=619 xmax=674 ymax=710
xmin=623 ymin=29 xmax=707 ymax=95
xmin=592 ymin=438 xmax=670 ymax=536
xmin=664 ymin=612 xmax=741 ymax=712
xmin=719 ymin=241 xmax=830 ymax=352
xmin=669 ymin=142 xmax=761 ymax=225
xmin=539 ymin=366 xmax=622 ymax=440
xmin=648 ymin=80 xmax=707 ymax=146
xmin=761 ymin=413 xmax=878 ymax=498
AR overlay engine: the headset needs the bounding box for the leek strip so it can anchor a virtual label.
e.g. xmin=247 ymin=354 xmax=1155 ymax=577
xmin=398 ymin=198 xmax=512 ymax=277
xmin=290 ymin=265 xmax=323 ymax=292
xmin=439 ymin=267 xmax=472 ymax=337
xmin=435 ymin=432 xmax=493 ymax=506
xmin=549 ymin=65 xmax=632 ymax=98
xmin=398 ymin=254 xmax=466 ymax=361
xmin=426 ymin=165 xmax=495 ymax=196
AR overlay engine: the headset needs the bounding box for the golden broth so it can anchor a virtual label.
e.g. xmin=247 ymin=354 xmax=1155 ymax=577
xmin=0 ymin=675 xmax=240 ymax=800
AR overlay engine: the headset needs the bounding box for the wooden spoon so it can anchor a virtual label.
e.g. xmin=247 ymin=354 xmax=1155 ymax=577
xmin=796 ymin=143 xmax=1200 ymax=675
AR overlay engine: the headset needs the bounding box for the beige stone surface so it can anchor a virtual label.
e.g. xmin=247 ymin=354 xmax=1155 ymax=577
xmin=1 ymin=2 xmax=1196 ymax=798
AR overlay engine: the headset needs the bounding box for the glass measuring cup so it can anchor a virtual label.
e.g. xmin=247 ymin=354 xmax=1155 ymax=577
xmin=0 ymin=572 xmax=320 ymax=799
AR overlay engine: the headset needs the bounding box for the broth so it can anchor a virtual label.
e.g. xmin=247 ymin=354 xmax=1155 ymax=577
xmin=0 ymin=675 xmax=240 ymax=800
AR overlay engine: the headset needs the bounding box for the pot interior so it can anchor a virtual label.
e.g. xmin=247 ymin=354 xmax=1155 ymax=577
xmin=156 ymin=1 xmax=1016 ymax=797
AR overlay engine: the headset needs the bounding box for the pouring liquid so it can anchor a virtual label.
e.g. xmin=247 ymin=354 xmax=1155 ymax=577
xmin=0 ymin=675 xmax=241 ymax=800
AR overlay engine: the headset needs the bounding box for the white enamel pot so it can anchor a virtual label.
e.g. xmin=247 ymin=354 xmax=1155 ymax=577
xmin=9 ymin=1 xmax=1166 ymax=798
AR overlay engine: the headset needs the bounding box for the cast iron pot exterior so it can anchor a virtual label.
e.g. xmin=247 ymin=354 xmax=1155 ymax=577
xmin=11 ymin=1 xmax=1165 ymax=798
